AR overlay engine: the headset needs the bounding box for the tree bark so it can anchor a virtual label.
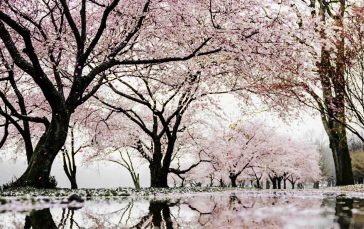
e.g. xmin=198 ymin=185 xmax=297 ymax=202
xmin=229 ymin=173 xmax=238 ymax=187
xmin=14 ymin=112 xmax=70 ymax=188
xmin=290 ymin=181 xmax=295 ymax=189
xmin=150 ymin=165 xmax=168 ymax=188
xmin=277 ymin=177 xmax=282 ymax=189
xmin=271 ymin=178 xmax=277 ymax=189
xmin=328 ymin=130 xmax=354 ymax=185
xmin=70 ymin=176 xmax=78 ymax=189
xmin=149 ymin=140 xmax=169 ymax=188
xmin=255 ymin=179 xmax=262 ymax=189
xmin=266 ymin=180 xmax=270 ymax=189
xmin=313 ymin=181 xmax=320 ymax=189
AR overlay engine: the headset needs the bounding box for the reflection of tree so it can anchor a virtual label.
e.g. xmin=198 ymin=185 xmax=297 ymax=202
xmin=183 ymin=194 xmax=255 ymax=226
xmin=24 ymin=209 xmax=57 ymax=229
xmin=335 ymin=197 xmax=353 ymax=229
xmin=23 ymin=208 xmax=82 ymax=229
xmin=58 ymin=208 xmax=81 ymax=229
xmin=131 ymin=200 xmax=179 ymax=229
xmin=16 ymin=194 xmax=352 ymax=228
xmin=185 ymin=198 xmax=216 ymax=226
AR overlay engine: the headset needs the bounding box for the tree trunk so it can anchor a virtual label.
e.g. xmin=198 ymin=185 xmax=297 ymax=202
xmin=132 ymin=174 xmax=140 ymax=189
xmin=24 ymin=135 xmax=34 ymax=164
xmin=313 ymin=181 xmax=319 ymax=189
xmin=219 ymin=178 xmax=225 ymax=187
xmin=149 ymin=140 xmax=169 ymax=188
xmin=229 ymin=174 xmax=237 ymax=187
xmin=266 ymin=180 xmax=270 ymax=189
xmin=255 ymin=179 xmax=262 ymax=189
xmin=14 ymin=112 xmax=70 ymax=188
xmin=290 ymin=181 xmax=295 ymax=189
xmin=329 ymin=131 xmax=354 ymax=186
xmin=70 ymin=176 xmax=78 ymax=189
xmin=272 ymin=178 xmax=277 ymax=189
xmin=150 ymin=164 xmax=168 ymax=188
xmin=64 ymin=166 xmax=78 ymax=189
xmin=277 ymin=178 xmax=282 ymax=189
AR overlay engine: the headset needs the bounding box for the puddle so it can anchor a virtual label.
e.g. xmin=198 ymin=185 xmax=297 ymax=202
xmin=1 ymin=191 xmax=364 ymax=228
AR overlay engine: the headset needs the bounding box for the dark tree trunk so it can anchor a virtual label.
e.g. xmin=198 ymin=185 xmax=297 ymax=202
xmin=272 ymin=178 xmax=277 ymax=189
xmin=229 ymin=174 xmax=238 ymax=187
xmin=291 ymin=181 xmax=295 ymax=189
xmin=64 ymin=164 xmax=78 ymax=189
xmin=277 ymin=177 xmax=282 ymax=189
xmin=266 ymin=180 xmax=270 ymax=189
xmin=255 ymin=179 xmax=262 ymax=189
xmin=209 ymin=176 xmax=214 ymax=187
xmin=70 ymin=176 xmax=78 ymax=189
xmin=313 ymin=181 xmax=320 ymax=189
xmin=150 ymin=164 xmax=168 ymax=188
xmin=283 ymin=179 xmax=287 ymax=189
xmin=14 ymin=112 xmax=70 ymax=188
xmin=329 ymin=131 xmax=354 ymax=186
xmin=220 ymin=178 xmax=225 ymax=187
xmin=149 ymin=140 xmax=169 ymax=188
xmin=24 ymin=135 xmax=34 ymax=164
xmin=149 ymin=138 xmax=178 ymax=188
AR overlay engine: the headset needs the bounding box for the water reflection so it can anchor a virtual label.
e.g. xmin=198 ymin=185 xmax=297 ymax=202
xmin=334 ymin=196 xmax=364 ymax=229
xmin=24 ymin=209 xmax=57 ymax=229
xmin=2 ymin=192 xmax=364 ymax=228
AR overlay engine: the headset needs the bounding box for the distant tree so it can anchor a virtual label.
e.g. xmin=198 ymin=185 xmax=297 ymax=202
xmin=106 ymin=149 xmax=141 ymax=189
xmin=193 ymin=119 xmax=321 ymax=189
xmin=61 ymin=124 xmax=92 ymax=189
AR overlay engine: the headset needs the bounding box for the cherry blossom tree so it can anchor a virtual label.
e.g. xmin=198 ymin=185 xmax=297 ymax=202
xmin=256 ymin=1 xmax=364 ymax=187
xmin=264 ymin=136 xmax=321 ymax=189
xmin=199 ymin=120 xmax=276 ymax=187
xmin=190 ymin=119 xmax=321 ymax=188
xmin=0 ymin=0 xmax=230 ymax=187
xmin=260 ymin=0 xmax=364 ymax=185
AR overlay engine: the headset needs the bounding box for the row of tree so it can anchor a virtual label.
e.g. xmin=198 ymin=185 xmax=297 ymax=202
xmin=0 ymin=0 xmax=363 ymax=188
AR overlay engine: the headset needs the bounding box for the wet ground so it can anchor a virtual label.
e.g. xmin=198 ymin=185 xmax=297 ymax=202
xmin=1 ymin=190 xmax=364 ymax=228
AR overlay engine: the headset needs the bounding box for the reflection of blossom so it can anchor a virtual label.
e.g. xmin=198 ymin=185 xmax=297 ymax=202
xmin=0 ymin=191 xmax=358 ymax=229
